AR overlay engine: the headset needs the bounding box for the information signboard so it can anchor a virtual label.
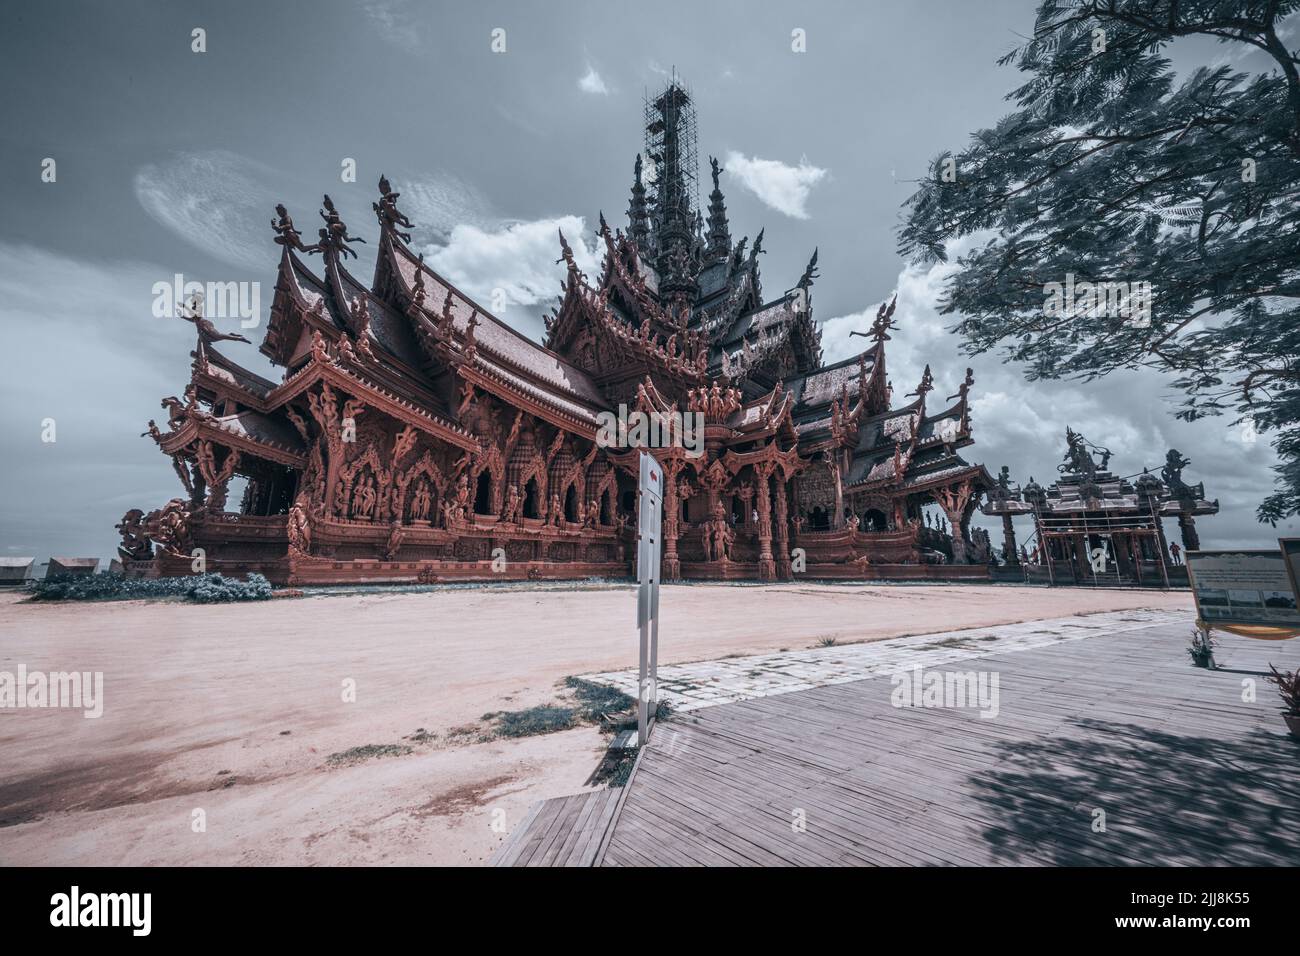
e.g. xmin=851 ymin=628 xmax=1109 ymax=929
xmin=636 ymin=452 xmax=663 ymax=744
xmin=1185 ymin=548 xmax=1300 ymax=636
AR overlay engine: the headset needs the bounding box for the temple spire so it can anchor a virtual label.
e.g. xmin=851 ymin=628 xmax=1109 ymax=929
xmin=649 ymin=80 xmax=698 ymax=300
xmin=705 ymin=156 xmax=730 ymax=261
xmin=627 ymin=154 xmax=650 ymax=249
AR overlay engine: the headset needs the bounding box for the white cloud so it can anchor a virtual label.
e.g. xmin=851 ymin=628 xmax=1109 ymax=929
xmin=423 ymin=215 xmax=601 ymax=318
xmin=724 ymin=151 xmax=828 ymax=219
xmin=578 ymin=65 xmax=610 ymax=95
xmin=397 ymin=172 xmax=495 ymax=245
xmin=134 ymin=151 xmax=278 ymax=270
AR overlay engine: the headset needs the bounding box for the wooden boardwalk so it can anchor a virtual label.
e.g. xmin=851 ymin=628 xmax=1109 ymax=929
xmin=491 ymin=789 xmax=622 ymax=867
xmin=600 ymin=621 xmax=1300 ymax=866
xmin=497 ymin=620 xmax=1300 ymax=866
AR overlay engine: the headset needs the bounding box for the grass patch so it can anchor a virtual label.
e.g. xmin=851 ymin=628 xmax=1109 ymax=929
xmin=563 ymin=677 xmax=636 ymax=722
xmin=482 ymin=705 xmax=578 ymax=738
xmin=593 ymin=747 xmax=639 ymax=787
xmin=325 ymin=743 xmax=413 ymax=766
xmin=815 ymin=636 xmax=838 ymax=647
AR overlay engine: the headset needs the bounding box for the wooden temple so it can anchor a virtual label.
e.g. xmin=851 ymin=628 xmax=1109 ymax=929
xmin=981 ymin=429 xmax=1219 ymax=586
xmin=120 ymin=82 xmax=995 ymax=585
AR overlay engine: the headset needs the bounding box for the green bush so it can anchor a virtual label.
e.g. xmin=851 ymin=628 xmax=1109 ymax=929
xmin=28 ymin=571 xmax=273 ymax=603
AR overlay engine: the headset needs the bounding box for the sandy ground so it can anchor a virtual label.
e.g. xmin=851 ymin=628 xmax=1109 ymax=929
xmin=0 ymin=582 xmax=1191 ymax=866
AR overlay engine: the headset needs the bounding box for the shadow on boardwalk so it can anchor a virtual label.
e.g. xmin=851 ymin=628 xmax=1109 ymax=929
xmin=971 ymin=717 xmax=1300 ymax=866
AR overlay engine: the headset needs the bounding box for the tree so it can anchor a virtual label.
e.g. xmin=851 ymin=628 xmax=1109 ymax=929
xmin=898 ymin=0 xmax=1300 ymax=522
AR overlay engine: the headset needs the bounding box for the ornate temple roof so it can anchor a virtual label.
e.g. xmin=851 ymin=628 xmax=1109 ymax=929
xmin=155 ymin=82 xmax=992 ymax=507
xmin=982 ymin=429 xmax=1220 ymax=519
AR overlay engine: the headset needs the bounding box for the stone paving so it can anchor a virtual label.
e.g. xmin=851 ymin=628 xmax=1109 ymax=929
xmin=580 ymin=607 xmax=1192 ymax=712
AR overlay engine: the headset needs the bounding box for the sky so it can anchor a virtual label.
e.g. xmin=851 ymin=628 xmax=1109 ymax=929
xmin=0 ymin=0 xmax=1292 ymax=566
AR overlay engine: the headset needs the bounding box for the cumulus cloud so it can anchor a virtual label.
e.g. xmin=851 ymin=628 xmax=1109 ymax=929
xmin=819 ymin=244 xmax=1285 ymax=550
xmin=724 ymin=151 xmax=828 ymax=219
xmin=397 ymin=172 xmax=495 ymax=246
xmin=423 ymin=216 xmax=600 ymax=328
xmin=578 ymin=65 xmax=610 ymax=95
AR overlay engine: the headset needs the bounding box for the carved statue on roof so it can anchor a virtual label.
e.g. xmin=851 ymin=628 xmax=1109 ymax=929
xmin=907 ymin=364 xmax=934 ymax=400
xmin=1059 ymin=427 xmax=1106 ymax=480
xmin=373 ymin=175 xmax=414 ymax=243
xmin=176 ymin=294 xmax=252 ymax=345
xmin=160 ymin=396 xmax=186 ymax=428
xmin=852 ymin=296 xmax=898 ymax=343
xmin=308 ymin=330 xmax=331 ymax=365
xmin=317 ymin=194 xmax=366 ymax=259
xmin=272 ymin=204 xmax=306 ymax=251
xmin=947 ymin=367 xmax=975 ymax=403
xmin=990 ymin=465 xmax=1013 ymax=502
xmin=749 ymin=228 xmax=765 ymax=261
xmin=556 ymin=229 xmax=585 ymax=281
xmin=1161 ymin=448 xmax=1192 ymax=495
xmin=141 ymin=419 xmax=165 ymax=444
xmin=796 ymin=248 xmax=819 ymax=291
xmin=349 ymin=297 xmax=376 ymax=360
xmin=730 ymin=237 xmax=747 ymax=273
xmin=710 ymin=155 xmax=722 ymax=189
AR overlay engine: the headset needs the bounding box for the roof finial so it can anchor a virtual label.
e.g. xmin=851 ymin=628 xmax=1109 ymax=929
xmin=315 ymin=194 xmax=366 ymax=260
xmin=796 ymin=248 xmax=819 ymax=291
xmin=272 ymin=204 xmax=306 ymax=251
xmin=907 ymin=364 xmax=934 ymax=400
xmin=374 ymin=174 xmax=415 ymax=243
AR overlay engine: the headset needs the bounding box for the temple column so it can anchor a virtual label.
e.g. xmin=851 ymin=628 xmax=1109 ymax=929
xmin=755 ymin=463 xmax=776 ymax=580
xmin=661 ymin=458 xmax=684 ymax=580
xmin=935 ymin=481 xmax=972 ymax=565
xmin=774 ymin=476 xmax=791 ymax=580
xmin=1001 ymin=513 xmax=1019 ymax=566
xmin=1114 ymin=532 xmax=1133 ymax=580
xmin=832 ymin=456 xmax=845 ymax=529
xmin=1178 ymin=509 xmax=1200 ymax=554
xmin=1074 ymin=533 xmax=1090 ymax=580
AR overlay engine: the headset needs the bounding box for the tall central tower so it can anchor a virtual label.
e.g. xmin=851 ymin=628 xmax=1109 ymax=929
xmin=644 ymin=78 xmax=700 ymax=303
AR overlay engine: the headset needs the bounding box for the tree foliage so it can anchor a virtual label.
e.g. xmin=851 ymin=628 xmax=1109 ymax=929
xmin=899 ymin=0 xmax=1300 ymax=521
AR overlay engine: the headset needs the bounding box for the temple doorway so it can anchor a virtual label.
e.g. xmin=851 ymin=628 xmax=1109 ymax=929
xmin=523 ymin=478 xmax=540 ymax=519
xmin=474 ymin=471 xmax=493 ymax=515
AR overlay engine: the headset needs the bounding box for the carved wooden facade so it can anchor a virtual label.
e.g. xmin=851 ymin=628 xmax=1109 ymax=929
xmin=122 ymin=86 xmax=995 ymax=584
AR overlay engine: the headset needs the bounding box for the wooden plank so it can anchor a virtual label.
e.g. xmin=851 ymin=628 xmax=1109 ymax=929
xmin=591 ymin=621 xmax=1300 ymax=868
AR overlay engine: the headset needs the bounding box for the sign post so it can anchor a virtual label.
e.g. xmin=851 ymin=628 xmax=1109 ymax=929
xmin=1184 ymin=546 xmax=1300 ymax=640
xmin=636 ymin=452 xmax=663 ymax=745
